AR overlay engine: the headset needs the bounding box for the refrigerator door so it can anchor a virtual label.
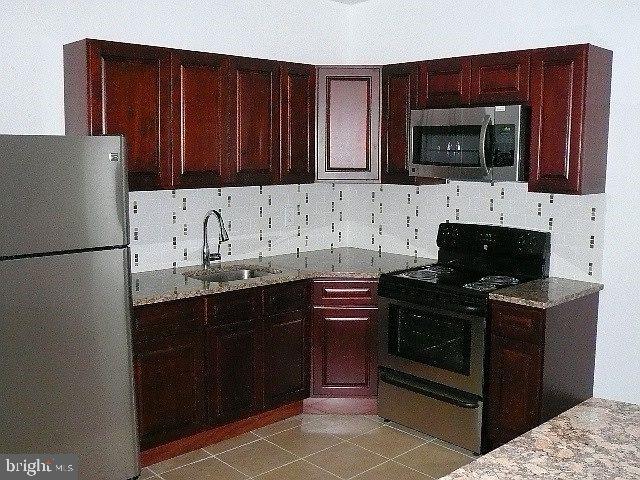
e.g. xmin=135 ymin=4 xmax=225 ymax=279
xmin=0 ymin=248 xmax=139 ymax=480
xmin=0 ymin=135 xmax=128 ymax=258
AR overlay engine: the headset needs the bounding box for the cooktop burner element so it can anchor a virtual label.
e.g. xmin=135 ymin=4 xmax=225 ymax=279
xmin=463 ymin=275 xmax=520 ymax=292
xmin=397 ymin=265 xmax=455 ymax=281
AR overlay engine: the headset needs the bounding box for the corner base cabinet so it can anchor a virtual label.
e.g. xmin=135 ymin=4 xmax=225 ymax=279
xmin=311 ymin=279 xmax=379 ymax=397
xmin=485 ymin=293 xmax=600 ymax=451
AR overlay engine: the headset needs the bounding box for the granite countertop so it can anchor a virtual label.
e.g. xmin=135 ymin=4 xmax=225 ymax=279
xmin=131 ymin=247 xmax=434 ymax=306
xmin=489 ymin=277 xmax=604 ymax=309
xmin=441 ymin=397 xmax=640 ymax=480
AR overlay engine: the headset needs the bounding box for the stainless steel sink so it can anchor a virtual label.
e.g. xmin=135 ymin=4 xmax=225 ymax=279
xmin=184 ymin=267 xmax=276 ymax=283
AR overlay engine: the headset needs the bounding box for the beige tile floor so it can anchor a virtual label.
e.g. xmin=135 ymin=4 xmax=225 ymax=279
xmin=141 ymin=414 xmax=477 ymax=479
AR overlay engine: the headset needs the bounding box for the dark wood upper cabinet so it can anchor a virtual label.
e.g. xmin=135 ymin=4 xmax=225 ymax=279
xmin=381 ymin=63 xmax=418 ymax=184
xmin=170 ymin=51 xmax=229 ymax=188
xmin=470 ymin=51 xmax=530 ymax=104
xmin=228 ymin=57 xmax=280 ymax=186
xmin=316 ymin=67 xmax=381 ymax=182
xmin=64 ymin=39 xmax=172 ymax=190
xmin=418 ymin=57 xmax=471 ymax=108
xmin=280 ymin=63 xmax=316 ymax=184
xmin=529 ymin=44 xmax=612 ymax=194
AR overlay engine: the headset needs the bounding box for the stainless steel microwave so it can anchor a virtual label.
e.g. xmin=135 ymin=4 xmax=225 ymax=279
xmin=409 ymin=105 xmax=528 ymax=182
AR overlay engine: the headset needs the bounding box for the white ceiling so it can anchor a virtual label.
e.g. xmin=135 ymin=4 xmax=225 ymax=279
xmin=328 ymin=0 xmax=370 ymax=4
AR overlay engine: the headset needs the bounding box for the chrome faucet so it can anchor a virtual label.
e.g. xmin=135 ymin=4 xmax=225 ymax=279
xmin=202 ymin=209 xmax=229 ymax=268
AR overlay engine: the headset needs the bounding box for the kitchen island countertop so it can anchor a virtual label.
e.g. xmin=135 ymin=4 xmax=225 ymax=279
xmin=441 ymin=397 xmax=640 ymax=480
xmin=131 ymin=247 xmax=433 ymax=306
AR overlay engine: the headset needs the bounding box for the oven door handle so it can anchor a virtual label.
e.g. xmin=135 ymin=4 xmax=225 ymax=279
xmin=379 ymin=368 xmax=481 ymax=409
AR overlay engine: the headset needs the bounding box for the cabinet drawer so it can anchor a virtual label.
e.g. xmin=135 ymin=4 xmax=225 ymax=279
xmin=133 ymin=297 xmax=205 ymax=339
xmin=313 ymin=279 xmax=378 ymax=306
xmin=207 ymin=288 xmax=262 ymax=326
xmin=490 ymin=302 xmax=544 ymax=344
xmin=263 ymin=281 xmax=310 ymax=316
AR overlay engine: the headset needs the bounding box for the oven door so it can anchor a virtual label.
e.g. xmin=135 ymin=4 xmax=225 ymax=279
xmin=379 ymin=297 xmax=485 ymax=396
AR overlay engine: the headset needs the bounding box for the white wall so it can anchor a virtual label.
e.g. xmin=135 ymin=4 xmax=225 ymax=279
xmin=1 ymin=0 xmax=637 ymax=403
xmin=0 ymin=0 xmax=349 ymax=135
xmin=341 ymin=0 xmax=640 ymax=404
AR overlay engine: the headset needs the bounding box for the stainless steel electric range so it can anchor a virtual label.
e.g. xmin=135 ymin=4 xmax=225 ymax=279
xmin=377 ymin=222 xmax=551 ymax=453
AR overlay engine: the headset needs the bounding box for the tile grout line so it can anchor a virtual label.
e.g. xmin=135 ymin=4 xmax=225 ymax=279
xmin=429 ymin=440 xmax=478 ymax=461
xmin=345 ymin=459 xmax=393 ymax=479
xmin=387 ymin=458 xmax=438 ymax=479
xmin=214 ymin=454 xmax=253 ymax=478
xmin=149 ymin=449 xmax=214 ymax=475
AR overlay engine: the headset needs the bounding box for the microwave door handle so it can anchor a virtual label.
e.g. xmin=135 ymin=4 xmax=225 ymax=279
xmin=479 ymin=115 xmax=492 ymax=175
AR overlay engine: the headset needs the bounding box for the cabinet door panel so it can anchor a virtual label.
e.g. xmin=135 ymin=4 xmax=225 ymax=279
xmin=229 ymin=58 xmax=279 ymax=186
xmin=280 ymin=64 xmax=315 ymax=183
xmin=264 ymin=310 xmax=308 ymax=407
xmin=88 ymin=42 xmax=171 ymax=190
xmin=471 ymin=51 xmax=530 ymax=104
xmin=171 ymin=51 xmax=228 ymax=188
xmin=381 ymin=64 xmax=418 ymax=183
xmin=487 ymin=334 xmax=542 ymax=449
xmin=529 ymin=46 xmax=586 ymax=194
xmin=312 ymin=307 xmax=377 ymax=397
xmin=134 ymin=334 xmax=205 ymax=448
xmin=207 ymin=323 xmax=261 ymax=422
xmin=418 ymin=58 xmax=471 ymax=108
xmin=317 ymin=68 xmax=380 ymax=182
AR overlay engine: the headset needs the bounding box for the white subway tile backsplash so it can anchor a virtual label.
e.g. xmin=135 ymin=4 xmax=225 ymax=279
xmin=129 ymin=181 xmax=605 ymax=282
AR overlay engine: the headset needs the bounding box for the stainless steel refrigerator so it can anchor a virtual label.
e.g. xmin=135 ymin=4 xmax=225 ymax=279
xmin=0 ymin=135 xmax=139 ymax=479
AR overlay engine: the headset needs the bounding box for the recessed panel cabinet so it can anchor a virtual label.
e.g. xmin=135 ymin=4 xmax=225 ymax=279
xmin=381 ymin=63 xmax=418 ymax=184
xmin=132 ymin=282 xmax=310 ymax=450
xmin=64 ymin=39 xmax=315 ymax=190
xmin=171 ymin=51 xmax=229 ymax=188
xmin=486 ymin=293 xmax=600 ymax=451
xmin=316 ymin=68 xmax=381 ymax=182
xmin=64 ymin=40 xmax=172 ymax=190
xmin=228 ymin=58 xmax=280 ymax=186
xmin=528 ymin=45 xmax=612 ymax=194
xmin=311 ymin=279 xmax=379 ymax=397
xmin=470 ymin=51 xmax=530 ymax=104
xmin=280 ymin=63 xmax=316 ymax=184
xmin=418 ymin=57 xmax=471 ymax=108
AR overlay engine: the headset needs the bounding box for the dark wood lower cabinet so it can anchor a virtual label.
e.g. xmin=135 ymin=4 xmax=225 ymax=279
xmin=486 ymin=334 xmax=542 ymax=448
xmin=206 ymin=321 xmax=262 ymax=423
xmin=310 ymin=278 xmax=379 ymax=398
xmin=133 ymin=281 xmax=310 ymax=450
xmin=134 ymin=333 xmax=205 ymax=449
xmin=264 ymin=310 xmax=309 ymax=407
xmin=485 ymin=293 xmax=600 ymax=451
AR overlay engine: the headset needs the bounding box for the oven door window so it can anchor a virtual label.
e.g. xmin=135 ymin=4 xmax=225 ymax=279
xmin=388 ymin=305 xmax=472 ymax=375
xmin=412 ymin=125 xmax=482 ymax=167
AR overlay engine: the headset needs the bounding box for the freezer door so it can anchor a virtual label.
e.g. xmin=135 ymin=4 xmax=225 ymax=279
xmin=0 ymin=135 xmax=128 ymax=257
xmin=0 ymin=248 xmax=139 ymax=480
